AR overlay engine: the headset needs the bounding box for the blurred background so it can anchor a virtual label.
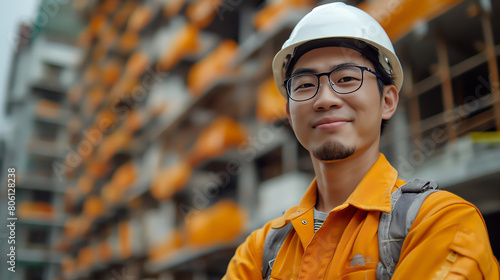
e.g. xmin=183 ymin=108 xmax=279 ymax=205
xmin=0 ymin=0 xmax=499 ymax=279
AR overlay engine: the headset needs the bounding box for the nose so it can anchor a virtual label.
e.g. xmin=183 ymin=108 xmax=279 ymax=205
xmin=313 ymin=76 xmax=344 ymax=111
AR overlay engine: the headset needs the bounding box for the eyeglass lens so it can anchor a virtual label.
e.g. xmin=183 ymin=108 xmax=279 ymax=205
xmin=287 ymin=66 xmax=365 ymax=101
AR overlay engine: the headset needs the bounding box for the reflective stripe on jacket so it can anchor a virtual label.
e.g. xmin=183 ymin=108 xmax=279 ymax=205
xmin=223 ymin=154 xmax=500 ymax=280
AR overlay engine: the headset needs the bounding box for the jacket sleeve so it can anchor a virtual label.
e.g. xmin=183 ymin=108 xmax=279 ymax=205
xmin=393 ymin=191 xmax=500 ymax=280
xmin=222 ymin=222 xmax=274 ymax=280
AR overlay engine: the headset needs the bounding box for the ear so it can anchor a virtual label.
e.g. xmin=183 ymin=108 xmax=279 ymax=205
xmin=381 ymin=85 xmax=398 ymax=120
xmin=286 ymin=101 xmax=292 ymax=125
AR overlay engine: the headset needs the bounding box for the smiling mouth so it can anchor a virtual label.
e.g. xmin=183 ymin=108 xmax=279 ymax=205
xmin=312 ymin=118 xmax=350 ymax=129
xmin=314 ymin=121 xmax=348 ymax=130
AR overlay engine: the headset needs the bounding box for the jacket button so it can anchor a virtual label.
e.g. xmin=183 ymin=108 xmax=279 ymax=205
xmin=302 ymin=220 xmax=307 ymax=225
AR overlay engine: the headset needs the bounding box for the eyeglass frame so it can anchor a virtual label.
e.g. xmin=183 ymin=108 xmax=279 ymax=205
xmin=283 ymin=65 xmax=383 ymax=102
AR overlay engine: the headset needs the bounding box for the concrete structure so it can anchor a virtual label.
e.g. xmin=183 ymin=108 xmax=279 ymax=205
xmin=0 ymin=0 xmax=82 ymax=279
xmin=2 ymin=0 xmax=499 ymax=279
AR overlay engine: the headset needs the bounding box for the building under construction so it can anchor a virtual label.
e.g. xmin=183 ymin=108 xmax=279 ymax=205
xmin=1 ymin=0 xmax=499 ymax=279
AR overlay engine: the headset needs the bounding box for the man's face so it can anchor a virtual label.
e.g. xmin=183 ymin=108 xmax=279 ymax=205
xmin=286 ymin=46 xmax=397 ymax=162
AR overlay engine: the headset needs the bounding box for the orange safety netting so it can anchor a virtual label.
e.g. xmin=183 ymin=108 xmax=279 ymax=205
xmin=101 ymin=161 xmax=138 ymax=204
xmin=64 ymin=215 xmax=93 ymax=241
xmin=98 ymin=240 xmax=113 ymax=262
xmin=91 ymin=45 xmax=108 ymax=63
xmin=94 ymin=109 xmax=117 ymax=131
xmin=158 ymin=23 xmax=200 ymax=71
xmin=18 ymin=201 xmax=54 ymax=220
xmin=163 ymin=0 xmax=187 ymax=18
xmin=97 ymin=128 xmax=132 ymax=161
xmin=77 ymin=12 xmax=107 ymax=48
xmin=253 ymin=0 xmax=314 ymax=31
xmin=125 ymin=50 xmax=150 ymax=78
xmin=101 ymin=183 xmax=120 ymax=205
xmin=256 ymin=77 xmax=287 ymax=122
xmin=118 ymin=31 xmax=139 ymax=53
xmin=108 ymin=75 xmax=139 ymax=101
xmin=97 ymin=24 xmax=118 ymax=50
xmin=184 ymin=199 xmax=247 ymax=247
xmin=118 ymin=221 xmax=133 ymax=259
xmin=359 ymin=0 xmax=463 ymax=41
xmin=113 ymin=1 xmax=138 ymax=28
xmin=127 ymin=4 xmax=153 ymax=32
xmin=88 ymin=13 xmax=108 ymax=37
xmin=35 ymin=99 xmax=61 ymax=119
xmin=186 ymin=0 xmax=225 ymax=28
xmin=77 ymin=175 xmax=94 ymax=195
xmin=84 ymin=85 xmax=105 ymax=116
xmin=113 ymin=161 xmax=138 ymax=192
xmin=187 ymin=39 xmax=238 ymax=97
xmin=150 ymin=159 xmax=192 ymax=201
xmin=124 ymin=109 xmax=144 ymax=133
xmin=189 ymin=116 xmax=248 ymax=165
xmin=89 ymin=108 xmax=117 ymax=134
xmin=83 ymin=64 xmax=100 ymax=85
xmin=82 ymin=195 xmax=106 ymax=218
xmin=99 ymin=0 xmax=120 ymax=14
xmin=101 ymin=59 xmax=122 ymax=86
xmin=76 ymin=246 xmax=94 ymax=272
xmin=85 ymin=158 xmax=111 ymax=179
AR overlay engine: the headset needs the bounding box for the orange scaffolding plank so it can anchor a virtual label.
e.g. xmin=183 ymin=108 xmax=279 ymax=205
xmin=359 ymin=0 xmax=464 ymax=41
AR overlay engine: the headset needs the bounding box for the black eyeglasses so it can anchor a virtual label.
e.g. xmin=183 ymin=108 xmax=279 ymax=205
xmin=284 ymin=65 xmax=382 ymax=102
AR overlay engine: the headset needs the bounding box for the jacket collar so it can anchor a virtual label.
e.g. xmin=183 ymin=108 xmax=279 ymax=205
xmin=346 ymin=153 xmax=401 ymax=213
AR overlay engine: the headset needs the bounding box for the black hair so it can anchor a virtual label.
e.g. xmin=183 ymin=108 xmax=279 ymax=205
xmin=285 ymin=38 xmax=395 ymax=134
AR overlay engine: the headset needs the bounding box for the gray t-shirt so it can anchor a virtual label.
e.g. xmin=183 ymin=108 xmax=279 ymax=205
xmin=313 ymin=207 xmax=329 ymax=232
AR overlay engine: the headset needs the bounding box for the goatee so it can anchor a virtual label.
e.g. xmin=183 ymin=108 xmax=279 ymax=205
xmin=312 ymin=141 xmax=355 ymax=161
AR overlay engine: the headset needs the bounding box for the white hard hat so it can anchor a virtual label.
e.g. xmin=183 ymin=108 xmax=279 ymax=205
xmin=272 ymin=2 xmax=403 ymax=98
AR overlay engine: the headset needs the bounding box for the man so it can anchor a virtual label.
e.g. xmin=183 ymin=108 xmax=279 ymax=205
xmin=223 ymin=3 xmax=499 ymax=279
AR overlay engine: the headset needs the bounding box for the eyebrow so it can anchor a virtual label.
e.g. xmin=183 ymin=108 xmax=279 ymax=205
xmin=291 ymin=62 xmax=359 ymax=76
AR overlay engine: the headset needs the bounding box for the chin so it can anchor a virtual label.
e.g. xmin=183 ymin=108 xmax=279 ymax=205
xmin=312 ymin=141 xmax=355 ymax=161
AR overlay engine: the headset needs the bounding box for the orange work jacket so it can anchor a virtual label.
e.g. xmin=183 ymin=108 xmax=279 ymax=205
xmin=223 ymin=154 xmax=500 ymax=279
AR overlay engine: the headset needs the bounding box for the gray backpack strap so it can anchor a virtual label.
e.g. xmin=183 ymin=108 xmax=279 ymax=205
xmin=261 ymin=223 xmax=293 ymax=280
xmin=376 ymin=179 xmax=439 ymax=280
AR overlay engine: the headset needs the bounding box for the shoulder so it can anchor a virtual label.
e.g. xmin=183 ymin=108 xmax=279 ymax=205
xmin=410 ymin=189 xmax=492 ymax=249
xmin=425 ymin=189 xmax=475 ymax=204
xmin=418 ymin=190 xmax=484 ymax=222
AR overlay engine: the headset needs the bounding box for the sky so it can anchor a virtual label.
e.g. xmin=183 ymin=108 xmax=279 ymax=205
xmin=0 ymin=0 xmax=41 ymax=130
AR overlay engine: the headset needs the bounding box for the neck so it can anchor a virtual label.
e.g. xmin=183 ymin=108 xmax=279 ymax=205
xmin=312 ymin=147 xmax=380 ymax=212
